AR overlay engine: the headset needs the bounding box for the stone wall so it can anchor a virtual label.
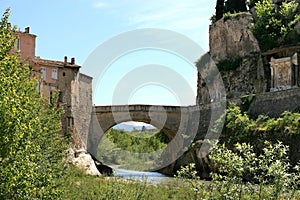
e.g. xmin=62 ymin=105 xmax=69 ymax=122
xmin=72 ymin=73 xmax=93 ymax=149
xmin=248 ymin=87 xmax=300 ymax=117
xmin=58 ymin=67 xmax=80 ymax=137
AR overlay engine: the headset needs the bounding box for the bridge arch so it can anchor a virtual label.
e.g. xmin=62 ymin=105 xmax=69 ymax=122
xmin=97 ymin=115 xmax=177 ymax=140
xmin=87 ymin=105 xmax=194 ymax=161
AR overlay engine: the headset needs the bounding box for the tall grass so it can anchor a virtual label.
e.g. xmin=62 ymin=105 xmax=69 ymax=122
xmin=61 ymin=166 xmax=195 ymax=200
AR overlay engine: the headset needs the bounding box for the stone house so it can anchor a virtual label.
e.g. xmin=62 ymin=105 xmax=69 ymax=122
xmin=15 ymin=27 xmax=93 ymax=148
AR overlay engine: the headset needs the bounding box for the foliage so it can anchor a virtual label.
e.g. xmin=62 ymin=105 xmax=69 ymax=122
xmin=212 ymin=0 xmax=300 ymax=50
xmin=97 ymin=128 xmax=169 ymax=170
xmin=224 ymin=0 xmax=248 ymax=14
xmin=210 ymin=102 xmax=300 ymax=169
xmin=176 ymin=163 xmax=198 ymax=180
xmin=210 ymin=141 xmax=300 ymax=199
xmin=213 ymin=0 xmax=248 ymax=23
xmin=247 ymin=0 xmax=262 ymax=9
xmin=252 ymin=0 xmax=300 ymax=51
xmin=106 ymin=128 xmax=169 ymax=153
xmin=216 ymin=57 xmax=243 ymax=71
xmin=223 ymin=11 xmax=247 ymax=21
xmin=175 ymin=142 xmax=300 ymax=199
xmin=0 ymin=9 xmax=67 ymax=199
xmin=215 ymin=0 xmax=225 ymax=21
xmin=222 ymin=103 xmax=300 ymax=139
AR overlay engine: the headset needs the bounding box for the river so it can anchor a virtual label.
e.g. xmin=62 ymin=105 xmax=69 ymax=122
xmin=113 ymin=168 xmax=174 ymax=185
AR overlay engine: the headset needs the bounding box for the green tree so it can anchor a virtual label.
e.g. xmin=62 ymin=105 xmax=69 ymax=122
xmin=224 ymin=0 xmax=248 ymax=13
xmin=252 ymin=0 xmax=300 ymax=51
xmin=216 ymin=0 xmax=225 ymax=21
xmin=0 ymin=9 xmax=67 ymax=199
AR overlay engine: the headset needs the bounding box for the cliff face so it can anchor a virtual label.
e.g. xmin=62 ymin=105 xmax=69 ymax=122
xmin=197 ymin=13 xmax=266 ymax=104
xmin=209 ymin=13 xmax=260 ymax=62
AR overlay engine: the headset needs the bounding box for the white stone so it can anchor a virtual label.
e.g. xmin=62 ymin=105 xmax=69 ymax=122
xmin=66 ymin=148 xmax=100 ymax=176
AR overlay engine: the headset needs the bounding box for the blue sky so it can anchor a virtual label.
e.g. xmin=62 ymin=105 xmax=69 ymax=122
xmin=1 ymin=0 xmax=216 ymax=106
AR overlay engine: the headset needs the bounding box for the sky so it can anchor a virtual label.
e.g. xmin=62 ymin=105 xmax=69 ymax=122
xmin=0 ymin=0 xmax=216 ymax=107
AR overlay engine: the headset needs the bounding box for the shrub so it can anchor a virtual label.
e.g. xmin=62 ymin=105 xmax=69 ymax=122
xmin=175 ymin=141 xmax=300 ymax=199
xmin=210 ymin=141 xmax=300 ymax=199
xmin=216 ymin=57 xmax=243 ymax=71
xmin=0 ymin=9 xmax=67 ymax=199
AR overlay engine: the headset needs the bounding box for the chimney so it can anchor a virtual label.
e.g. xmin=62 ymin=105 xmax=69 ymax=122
xmin=64 ymin=56 xmax=67 ymax=64
xmin=25 ymin=27 xmax=30 ymax=33
xmin=71 ymin=57 xmax=75 ymax=65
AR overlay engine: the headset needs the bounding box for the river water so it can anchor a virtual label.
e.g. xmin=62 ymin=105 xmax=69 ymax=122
xmin=114 ymin=168 xmax=174 ymax=185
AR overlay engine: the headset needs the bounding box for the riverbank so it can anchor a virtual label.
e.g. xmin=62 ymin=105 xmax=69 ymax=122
xmin=61 ymin=166 xmax=196 ymax=200
xmin=61 ymin=165 xmax=300 ymax=200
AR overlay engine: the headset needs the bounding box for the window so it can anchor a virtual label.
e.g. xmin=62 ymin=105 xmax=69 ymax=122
xmin=14 ymin=38 xmax=20 ymax=50
xmin=52 ymin=69 xmax=58 ymax=80
xmin=41 ymin=67 xmax=46 ymax=81
xmin=58 ymin=91 xmax=64 ymax=102
xmin=36 ymin=81 xmax=40 ymax=92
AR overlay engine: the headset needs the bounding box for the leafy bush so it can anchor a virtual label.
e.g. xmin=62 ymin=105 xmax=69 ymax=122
xmin=175 ymin=141 xmax=300 ymax=199
xmin=219 ymin=102 xmax=300 ymax=145
xmin=210 ymin=141 xmax=300 ymax=199
xmin=211 ymin=102 xmax=300 ymax=168
xmin=0 ymin=9 xmax=67 ymax=199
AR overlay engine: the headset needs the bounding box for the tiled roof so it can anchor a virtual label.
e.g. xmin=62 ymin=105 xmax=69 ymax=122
xmin=33 ymin=57 xmax=81 ymax=68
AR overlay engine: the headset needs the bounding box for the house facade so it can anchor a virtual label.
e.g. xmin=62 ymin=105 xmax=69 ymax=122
xmin=15 ymin=26 xmax=93 ymax=148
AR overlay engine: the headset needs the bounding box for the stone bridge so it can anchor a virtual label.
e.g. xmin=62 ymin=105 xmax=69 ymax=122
xmin=95 ymin=105 xmax=189 ymax=139
xmin=87 ymin=103 xmax=225 ymax=159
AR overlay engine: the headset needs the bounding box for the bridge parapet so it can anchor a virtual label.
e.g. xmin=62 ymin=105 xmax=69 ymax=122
xmin=95 ymin=104 xmax=190 ymax=113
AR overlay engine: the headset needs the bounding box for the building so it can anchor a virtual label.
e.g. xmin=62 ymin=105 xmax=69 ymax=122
xmin=15 ymin=26 xmax=93 ymax=148
xmin=262 ymin=46 xmax=300 ymax=92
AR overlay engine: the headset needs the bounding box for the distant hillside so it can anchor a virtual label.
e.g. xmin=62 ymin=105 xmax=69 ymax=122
xmin=112 ymin=122 xmax=157 ymax=132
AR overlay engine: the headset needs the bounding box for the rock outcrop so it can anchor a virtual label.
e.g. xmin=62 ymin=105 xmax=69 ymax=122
xmin=163 ymin=12 xmax=268 ymax=177
xmin=66 ymin=148 xmax=101 ymax=176
xmin=197 ymin=13 xmax=266 ymax=104
xmin=209 ymin=12 xmax=260 ymax=62
xmin=158 ymin=140 xmax=212 ymax=179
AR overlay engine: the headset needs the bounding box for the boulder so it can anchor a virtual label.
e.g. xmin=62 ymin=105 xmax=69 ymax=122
xmin=66 ymin=148 xmax=101 ymax=176
xmin=89 ymin=152 xmax=113 ymax=176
